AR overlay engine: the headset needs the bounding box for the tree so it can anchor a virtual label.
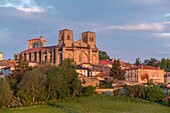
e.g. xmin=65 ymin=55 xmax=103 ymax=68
xmin=134 ymin=58 xmax=141 ymax=66
xmin=82 ymin=85 xmax=95 ymax=96
xmin=17 ymin=69 xmax=46 ymax=104
xmin=0 ymin=78 xmax=13 ymax=108
xmin=59 ymin=59 xmax=82 ymax=96
xmin=99 ymin=50 xmax=110 ymax=60
xmin=110 ymin=59 xmax=124 ymax=80
xmin=47 ymin=66 xmax=70 ymax=99
xmin=144 ymin=58 xmax=159 ymax=67
xmin=159 ymin=58 xmax=167 ymax=70
xmin=11 ymin=55 xmax=30 ymax=83
xmin=47 ymin=59 xmax=82 ymax=100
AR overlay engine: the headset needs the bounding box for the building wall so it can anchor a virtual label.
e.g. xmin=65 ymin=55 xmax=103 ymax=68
xmin=0 ymin=52 xmax=3 ymax=61
xmin=138 ymin=69 xmax=164 ymax=84
xmin=28 ymin=36 xmax=46 ymax=49
xmin=125 ymin=68 xmax=164 ymax=84
xmin=76 ymin=69 xmax=88 ymax=77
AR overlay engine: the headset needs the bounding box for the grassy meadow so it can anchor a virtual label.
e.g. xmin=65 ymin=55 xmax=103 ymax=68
xmin=0 ymin=95 xmax=170 ymax=113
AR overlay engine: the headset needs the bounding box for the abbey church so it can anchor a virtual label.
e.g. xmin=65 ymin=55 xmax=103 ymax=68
xmin=15 ymin=29 xmax=99 ymax=65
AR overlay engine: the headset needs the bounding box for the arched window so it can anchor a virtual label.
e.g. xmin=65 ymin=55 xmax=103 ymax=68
xmin=83 ymin=37 xmax=86 ymax=42
xmin=79 ymin=54 xmax=82 ymax=62
xmin=91 ymin=37 xmax=93 ymax=42
xmin=61 ymin=33 xmax=64 ymax=40
xmin=67 ymin=35 xmax=70 ymax=40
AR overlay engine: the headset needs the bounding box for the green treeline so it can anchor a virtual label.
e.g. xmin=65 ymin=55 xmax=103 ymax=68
xmin=0 ymin=58 xmax=95 ymax=108
xmin=113 ymin=85 xmax=170 ymax=106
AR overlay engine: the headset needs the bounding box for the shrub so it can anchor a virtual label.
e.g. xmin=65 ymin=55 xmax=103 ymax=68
xmin=162 ymin=98 xmax=169 ymax=106
xmin=113 ymin=89 xmax=122 ymax=97
xmin=82 ymin=85 xmax=96 ymax=96
xmin=5 ymin=96 xmax=24 ymax=108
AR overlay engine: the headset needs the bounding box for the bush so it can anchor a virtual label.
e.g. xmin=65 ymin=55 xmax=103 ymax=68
xmin=124 ymin=85 xmax=165 ymax=102
xmin=162 ymin=98 xmax=169 ymax=106
xmin=82 ymin=85 xmax=96 ymax=96
xmin=113 ymin=89 xmax=122 ymax=97
xmin=5 ymin=96 xmax=24 ymax=108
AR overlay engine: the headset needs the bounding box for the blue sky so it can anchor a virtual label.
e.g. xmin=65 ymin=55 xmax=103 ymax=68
xmin=1 ymin=0 xmax=170 ymax=63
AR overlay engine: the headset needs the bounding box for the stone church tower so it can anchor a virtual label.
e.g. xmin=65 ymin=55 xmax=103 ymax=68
xmin=56 ymin=29 xmax=99 ymax=65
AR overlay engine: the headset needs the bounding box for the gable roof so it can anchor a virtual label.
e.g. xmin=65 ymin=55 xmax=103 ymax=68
xmin=99 ymin=59 xmax=112 ymax=65
xmin=73 ymin=39 xmax=89 ymax=48
xmin=28 ymin=38 xmax=40 ymax=41
xmin=126 ymin=65 xmax=163 ymax=70
xmin=21 ymin=45 xmax=57 ymax=53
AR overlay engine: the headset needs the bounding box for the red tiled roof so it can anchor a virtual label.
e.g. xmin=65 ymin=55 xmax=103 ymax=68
xmin=28 ymin=38 xmax=39 ymax=41
xmin=99 ymin=59 xmax=112 ymax=65
xmin=21 ymin=46 xmax=57 ymax=53
xmin=126 ymin=65 xmax=163 ymax=70
xmin=94 ymin=71 xmax=110 ymax=77
xmin=166 ymin=83 xmax=170 ymax=89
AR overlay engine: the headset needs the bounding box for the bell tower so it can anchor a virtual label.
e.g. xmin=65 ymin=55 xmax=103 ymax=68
xmin=58 ymin=29 xmax=73 ymax=47
xmin=82 ymin=31 xmax=96 ymax=48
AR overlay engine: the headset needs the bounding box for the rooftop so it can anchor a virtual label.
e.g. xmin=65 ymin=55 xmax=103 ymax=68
xmin=28 ymin=38 xmax=40 ymax=41
xmin=126 ymin=65 xmax=163 ymax=70
xmin=21 ymin=45 xmax=57 ymax=53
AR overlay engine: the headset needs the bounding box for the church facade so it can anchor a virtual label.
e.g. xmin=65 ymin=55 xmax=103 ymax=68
xmin=15 ymin=29 xmax=99 ymax=65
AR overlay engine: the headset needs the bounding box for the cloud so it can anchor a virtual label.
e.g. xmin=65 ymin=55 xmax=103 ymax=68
xmin=130 ymin=0 xmax=162 ymax=4
xmin=162 ymin=21 xmax=170 ymax=24
xmin=17 ymin=7 xmax=44 ymax=13
xmin=96 ymin=23 xmax=164 ymax=32
xmin=154 ymin=33 xmax=170 ymax=38
xmin=164 ymin=13 xmax=170 ymax=17
xmin=0 ymin=0 xmax=51 ymax=13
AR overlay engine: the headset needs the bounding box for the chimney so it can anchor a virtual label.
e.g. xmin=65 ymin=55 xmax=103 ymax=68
xmin=0 ymin=52 xmax=3 ymax=61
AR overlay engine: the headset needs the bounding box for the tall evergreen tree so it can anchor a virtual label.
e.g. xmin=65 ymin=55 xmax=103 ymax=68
xmin=159 ymin=58 xmax=167 ymax=70
xmin=11 ymin=55 xmax=29 ymax=82
xmin=134 ymin=58 xmax=141 ymax=66
xmin=110 ymin=59 xmax=124 ymax=80
xmin=0 ymin=78 xmax=13 ymax=107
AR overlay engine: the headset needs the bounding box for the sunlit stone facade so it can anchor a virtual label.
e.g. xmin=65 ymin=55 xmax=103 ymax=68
xmin=15 ymin=29 xmax=99 ymax=65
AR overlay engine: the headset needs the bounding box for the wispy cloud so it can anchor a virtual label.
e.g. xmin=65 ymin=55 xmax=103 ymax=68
xmin=131 ymin=0 xmax=162 ymax=4
xmin=96 ymin=23 xmax=164 ymax=32
xmin=0 ymin=0 xmax=52 ymax=13
xmin=154 ymin=33 xmax=170 ymax=38
xmin=164 ymin=13 xmax=170 ymax=17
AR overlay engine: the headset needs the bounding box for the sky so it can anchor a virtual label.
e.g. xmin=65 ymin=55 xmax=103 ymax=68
xmin=1 ymin=0 xmax=170 ymax=63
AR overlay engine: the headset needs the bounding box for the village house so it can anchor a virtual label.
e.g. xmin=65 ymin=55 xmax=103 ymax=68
xmin=125 ymin=65 xmax=164 ymax=84
xmin=0 ymin=59 xmax=16 ymax=76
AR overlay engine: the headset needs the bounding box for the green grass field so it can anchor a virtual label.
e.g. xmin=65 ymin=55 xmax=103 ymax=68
xmin=0 ymin=95 xmax=170 ymax=113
